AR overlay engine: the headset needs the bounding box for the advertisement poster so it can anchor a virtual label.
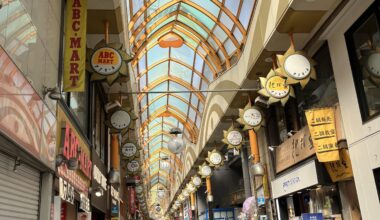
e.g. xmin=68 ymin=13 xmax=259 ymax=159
xmin=63 ymin=0 xmax=87 ymax=91
xmin=305 ymin=108 xmax=340 ymax=162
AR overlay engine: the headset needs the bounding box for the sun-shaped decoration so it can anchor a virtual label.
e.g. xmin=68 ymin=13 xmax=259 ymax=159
xmin=276 ymin=45 xmax=317 ymax=88
xmin=361 ymin=44 xmax=380 ymax=85
xmin=106 ymin=106 xmax=137 ymax=133
xmin=222 ymin=125 xmax=243 ymax=150
xmin=206 ymin=149 xmax=224 ymax=168
xmin=258 ymin=69 xmax=295 ymax=106
xmin=121 ymin=141 xmax=140 ymax=160
xmin=86 ymin=40 xmax=133 ymax=85
xmin=237 ymin=102 xmax=265 ymax=131
xmin=198 ymin=162 xmax=213 ymax=178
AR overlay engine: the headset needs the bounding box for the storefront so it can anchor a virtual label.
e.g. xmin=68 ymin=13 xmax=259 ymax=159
xmin=54 ymin=104 xmax=92 ymax=220
xmin=322 ymin=0 xmax=380 ymax=218
xmin=91 ymin=154 xmax=108 ymax=220
xmin=0 ymin=46 xmax=57 ymax=219
xmin=272 ymin=160 xmax=343 ymax=220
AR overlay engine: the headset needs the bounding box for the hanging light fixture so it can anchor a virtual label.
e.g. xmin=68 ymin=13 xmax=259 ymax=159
xmin=168 ymin=128 xmax=186 ymax=154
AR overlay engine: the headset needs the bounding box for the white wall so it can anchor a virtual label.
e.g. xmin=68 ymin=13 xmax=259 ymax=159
xmin=322 ymin=0 xmax=379 ymax=219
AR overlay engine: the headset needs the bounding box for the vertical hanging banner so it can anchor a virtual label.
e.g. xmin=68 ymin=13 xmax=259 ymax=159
xmin=305 ymin=108 xmax=340 ymax=162
xmin=63 ymin=0 xmax=87 ymax=92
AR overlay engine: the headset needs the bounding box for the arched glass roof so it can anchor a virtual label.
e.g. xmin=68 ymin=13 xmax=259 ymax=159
xmin=126 ymin=0 xmax=256 ymax=203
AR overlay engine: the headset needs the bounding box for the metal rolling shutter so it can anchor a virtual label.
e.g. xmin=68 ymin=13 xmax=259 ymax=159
xmin=0 ymin=152 xmax=41 ymax=220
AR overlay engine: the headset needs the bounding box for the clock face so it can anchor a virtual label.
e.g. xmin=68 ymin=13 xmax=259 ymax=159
xmin=366 ymin=52 xmax=380 ymax=77
xmin=127 ymin=160 xmax=140 ymax=172
xmin=209 ymin=152 xmax=222 ymax=165
xmin=91 ymin=47 xmax=122 ymax=75
xmin=284 ymin=54 xmax=311 ymax=80
xmin=192 ymin=176 xmax=202 ymax=186
xmin=243 ymin=108 xmax=262 ymax=127
xmin=122 ymin=143 xmax=137 ymax=158
xmin=110 ymin=110 xmax=131 ymax=130
xmin=265 ymin=76 xmax=290 ymax=99
xmin=201 ymin=165 xmax=212 ymax=176
xmin=135 ymin=185 xmax=143 ymax=194
xmin=227 ymin=130 xmax=243 ymax=146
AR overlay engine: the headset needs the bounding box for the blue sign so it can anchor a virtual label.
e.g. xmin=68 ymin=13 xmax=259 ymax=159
xmin=301 ymin=213 xmax=323 ymax=220
xmin=111 ymin=205 xmax=119 ymax=216
xmin=257 ymin=197 xmax=265 ymax=206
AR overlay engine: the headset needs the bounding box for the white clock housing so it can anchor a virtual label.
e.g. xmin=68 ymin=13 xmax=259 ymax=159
xmin=110 ymin=110 xmax=131 ymax=130
xmin=284 ymin=54 xmax=311 ymax=80
xmin=227 ymin=130 xmax=243 ymax=146
xmin=243 ymin=108 xmax=263 ymax=127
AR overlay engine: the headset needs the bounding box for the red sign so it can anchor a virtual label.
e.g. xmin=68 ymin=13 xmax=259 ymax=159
xmin=129 ymin=187 xmax=136 ymax=215
xmin=61 ymin=202 xmax=67 ymax=220
xmin=62 ymin=122 xmax=92 ymax=179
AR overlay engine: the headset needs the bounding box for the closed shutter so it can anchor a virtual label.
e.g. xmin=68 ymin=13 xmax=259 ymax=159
xmin=0 ymin=152 xmax=40 ymax=220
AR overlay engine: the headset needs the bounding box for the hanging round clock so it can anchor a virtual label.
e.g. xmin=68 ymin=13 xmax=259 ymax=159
xmin=107 ymin=108 xmax=131 ymax=131
xmin=121 ymin=142 xmax=138 ymax=159
xmin=258 ymin=69 xmax=295 ymax=106
xmin=91 ymin=47 xmax=123 ymax=75
xmin=186 ymin=182 xmax=196 ymax=193
xmin=206 ymin=149 xmax=224 ymax=168
xmin=87 ymin=40 xmax=133 ymax=85
xmin=191 ymin=175 xmax=202 ymax=187
xmin=135 ymin=185 xmax=144 ymax=194
xmin=237 ymin=102 xmax=264 ymax=131
xmin=222 ymin=125 xmax=243 ymax=150
xmin=126 ymin=160 xmax=140 ymax=173
xmin=276 ymin=45 xmax=317 ymax=88
xmin=198 ymin=162 xmax=212 ymax=178
xmin=362 ymin=46 xmax=380 ymax=85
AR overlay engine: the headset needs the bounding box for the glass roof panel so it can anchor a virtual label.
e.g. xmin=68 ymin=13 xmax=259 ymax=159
xmin=146 ymin=0 xmax=173 ymax=17
xmin=127 ymin=0 xmax=256 ymax=200
xmin=220 ymin=12 xmax=234 ymax=31
xmin=190 ymin=0 xmax=220 ymax=17
xmin=148 ymin=61 xmax=169 ymax=83
xmin=147 ymin=4 xmax=179 ymax=29
xmin=168 ymin=96 xmax=189 ymax=115
xmin=224 ymin=0 xmax=239 ymax=15
xmin=239 ymin=0 xmax=256 ymax=29
xmin=148 ymin=82 xmax=168 ymax=101
xmin=149 ymin=95 xmax=167 ymax=114
xmin=132 ymin=0 xmax=144 ymax=15
xmin=169 ymin=62 xmax=192 ymax=84
xmin=180 ymin=3 xmax=215 ymax=30
xmin=192 ymin=73 xmax=201 ymax=89
xmin=147 ymin=16 xmax=176 ymax=38
xmin=171 ymin=44 xmax=195 ymax=66
xmin=173 ymin=30 xmax=198 ymax=48
xmin=147 ymin=45 xmax=169 ymax=66
xmin=177 ymin=15 xmax=209 ymax=39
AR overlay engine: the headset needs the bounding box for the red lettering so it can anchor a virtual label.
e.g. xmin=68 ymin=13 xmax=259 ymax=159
xmin=70 ymin=63 xmax=79 ymax=74
xmin=63 ymin=123 xmax=70 ymax=158
xmin=70 ymin=50 xmax=79 ymax=61
xmin=72 ymin=0 xmax=81 ymax=7
xmin=70 ymin=75 xmax=79 ymax=86
xmin=70 ymin=129 xmax=77 ymax=158
xmin=99 ymin=51 xmax=104 ymax=58
xmin=72 ymin=20 xmax=80 ymax=31
xmin=70 ymin=37 xmax=81 ymax=48
xmin=109 ymin=52 xmax=114 ymax=59
xmin=72 ymin=8 xmax=80 ymax=20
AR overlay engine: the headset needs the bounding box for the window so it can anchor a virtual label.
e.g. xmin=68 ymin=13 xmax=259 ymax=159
xmin=294 ymin=43 xmax=338 ymax=127
xmin=345 ymin=1 xmax=380 ymax=122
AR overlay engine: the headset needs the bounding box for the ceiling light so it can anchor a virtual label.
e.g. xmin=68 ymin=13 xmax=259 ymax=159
xmin=94 ymin=187 xmax=104 ymax=197
xmin=250 ymin=163 xmax=264 ymax=176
